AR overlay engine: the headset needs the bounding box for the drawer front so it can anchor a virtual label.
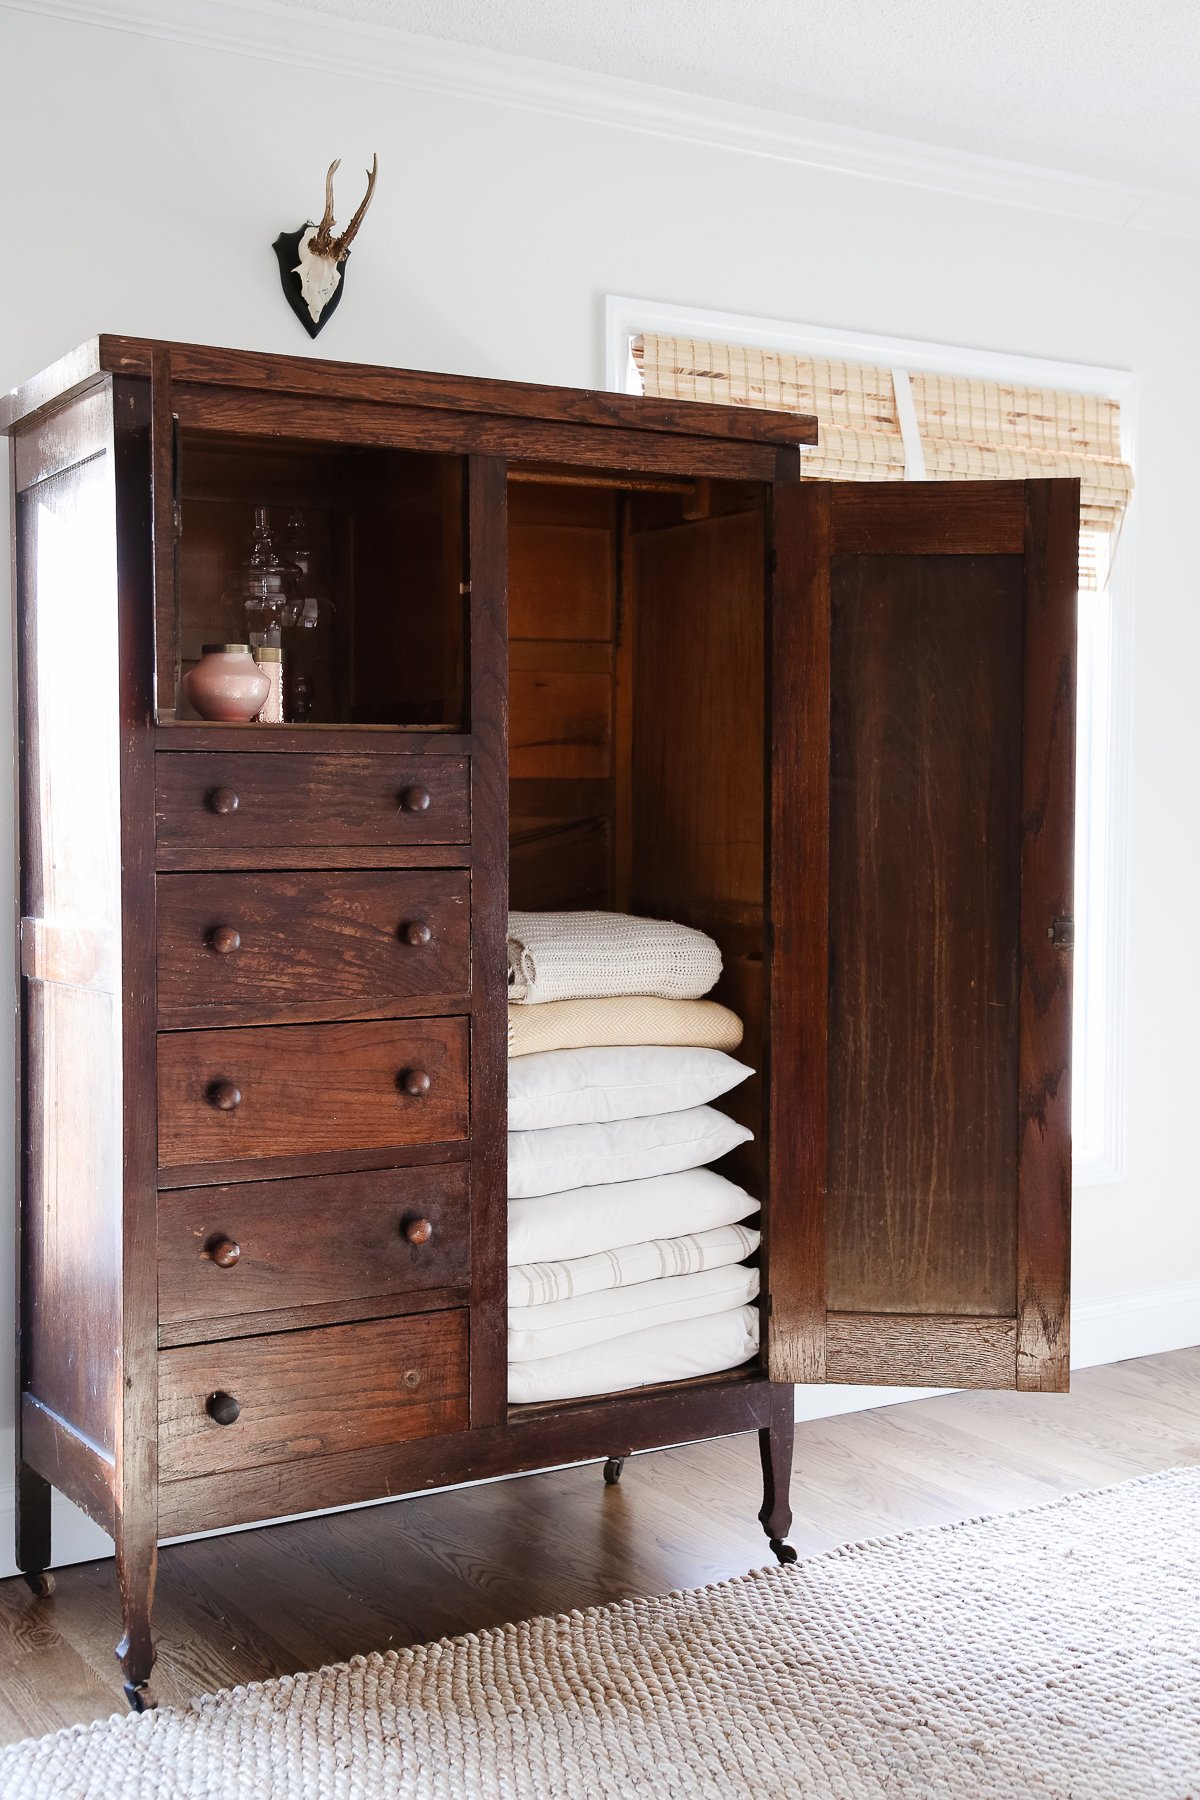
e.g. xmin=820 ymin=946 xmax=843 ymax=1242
xmin=157 ymin=1018 xmax=469 ymax=1171
xmin=155 ymin=753 xmax=469 ymax=859
xmin=158 ymin=1311 xmax=469 ymax=1481
xmin=158 ymin=1165 xmax=470 ymax=1327
xmin=156 ymin=870 xmax=470 ymax=1027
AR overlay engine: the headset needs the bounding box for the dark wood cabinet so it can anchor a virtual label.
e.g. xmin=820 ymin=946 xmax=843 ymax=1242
xmin=2 ymin=336 xmax=1077 ymax=1709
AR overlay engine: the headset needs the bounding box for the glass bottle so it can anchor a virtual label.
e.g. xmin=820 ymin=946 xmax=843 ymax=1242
xmin=226 ymin=508 xmax=300 ymax=652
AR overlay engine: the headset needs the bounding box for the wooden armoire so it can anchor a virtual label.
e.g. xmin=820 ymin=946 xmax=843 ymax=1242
xmin=2 ymin=337 xmax=1076 ymax=1709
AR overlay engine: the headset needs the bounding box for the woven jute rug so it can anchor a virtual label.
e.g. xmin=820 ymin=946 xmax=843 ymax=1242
xmin=2 ymin=1465 xmax=1198 ymax=1799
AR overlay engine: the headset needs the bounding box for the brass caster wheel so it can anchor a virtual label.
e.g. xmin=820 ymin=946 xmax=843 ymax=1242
xmin=602 ymin=1457 xmax=626 ymax=1487
xmin=769 ymin=1538 xmax=797 ymax=1566
xmin=123 ymin=1682 xmax=158 ymax=1714
xmin=21 ymin=1570 xmax=55 ymax=1598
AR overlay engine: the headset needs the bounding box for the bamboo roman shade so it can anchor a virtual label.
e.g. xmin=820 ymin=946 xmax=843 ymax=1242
xmin=633 ymin=335 xmax=905 ymax=482
xmin=634 ymin=333 xmax=1133 ymax=589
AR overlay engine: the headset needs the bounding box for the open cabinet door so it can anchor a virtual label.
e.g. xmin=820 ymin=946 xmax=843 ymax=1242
xmin=767 ymin=477 xmax=1078 ymax=1393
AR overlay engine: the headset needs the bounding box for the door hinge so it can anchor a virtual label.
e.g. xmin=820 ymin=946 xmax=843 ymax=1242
xmin=1047 ymin=917 xmax=1074 ymax=950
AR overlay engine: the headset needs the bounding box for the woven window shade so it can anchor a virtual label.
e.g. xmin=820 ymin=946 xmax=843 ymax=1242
xmin=633 ymin=334 xmax=905 ymax=482
xmin=634 ymin=333 xmax=1133 ymax=589
xmin=911 ymin=374 xmax=1132 ymax=590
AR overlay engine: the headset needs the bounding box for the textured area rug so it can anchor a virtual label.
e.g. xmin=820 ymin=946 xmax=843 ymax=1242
xmin=2 ymin=1466 xmax=1198 ymax=1799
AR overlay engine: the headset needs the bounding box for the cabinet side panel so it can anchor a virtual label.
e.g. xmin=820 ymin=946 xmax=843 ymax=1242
xmin=630 ymin=505 xmax=767 ymax=1198
xmin=17 ymin=399 xmax=123 ymax=1452
xmin=826 ymin=552 xmax=1023 ymax=1317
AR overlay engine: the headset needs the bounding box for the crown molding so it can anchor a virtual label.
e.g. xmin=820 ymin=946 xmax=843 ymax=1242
xmin=7 ymin=0 xmax=1200 ymax=239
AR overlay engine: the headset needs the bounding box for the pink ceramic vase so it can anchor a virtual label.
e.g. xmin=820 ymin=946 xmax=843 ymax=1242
xmin=183 ymin=645 xmax=271 ymax=722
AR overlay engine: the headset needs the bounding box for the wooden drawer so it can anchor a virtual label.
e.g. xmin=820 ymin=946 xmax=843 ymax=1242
xmin=155 ymin=753 xmax=470 ymax=863
xmin=157 ymin=1018 xmax=469 ymax=1172
xmin=156 ymin=870 xmax=470 ymax=1027
xmin=158 ymin=1311 xmax=469 ymax=1481
xmin=158 ymin=1165 xmax=470 ymax=1333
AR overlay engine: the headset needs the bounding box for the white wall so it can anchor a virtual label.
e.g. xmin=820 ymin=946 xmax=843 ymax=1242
xmin=2 ymin=3 xmax=1198 ymax=1572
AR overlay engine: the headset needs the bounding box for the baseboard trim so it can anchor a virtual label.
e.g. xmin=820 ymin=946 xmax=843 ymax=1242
xmin=3 ymin=1283 xmax=1197 ymax=1578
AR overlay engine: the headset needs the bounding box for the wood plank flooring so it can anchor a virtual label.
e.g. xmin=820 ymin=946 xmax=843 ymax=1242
xmin=0 ymin=1346 xmax=1196 ymax=1742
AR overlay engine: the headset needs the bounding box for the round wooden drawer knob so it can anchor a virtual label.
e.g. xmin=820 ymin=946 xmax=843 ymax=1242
xmin=208 ymin=1080 xmax=242 ymax=1111
xmin=399 ymin=1069 xmax=431 ymax=1097
xmin=208 ymin=1237 xmax=241 ymax=1268
xmin=207 ymin=787 xmax=240 ymax=816
xmin=207 ymin=1391 xmax=241 ymax=1426
xmin=400 ymin=786 xmax=431 ymax=813
xmin=402 ymin=921 xmax=433 ymax=946
xmin=209 ymin=925 xmax=242 ymax=955
xmin=404 ymin=1217 xmax=433 ymax=1246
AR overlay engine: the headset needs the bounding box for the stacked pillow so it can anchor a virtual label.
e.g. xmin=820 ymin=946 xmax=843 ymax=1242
xmin=506 ymin=912 xmax=762 ymax=1405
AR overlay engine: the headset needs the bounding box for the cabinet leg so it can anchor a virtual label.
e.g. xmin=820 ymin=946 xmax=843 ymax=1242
xmin=15 ymin=1462 xmax=55 ymax=1597
xmin=115 ymin=1534 xmax=159 ymax=1711
xmin=758 ymin=1385 xmax=797 ymax=1565
xmin=602 ymin=1456 xmax=626 ymax=1486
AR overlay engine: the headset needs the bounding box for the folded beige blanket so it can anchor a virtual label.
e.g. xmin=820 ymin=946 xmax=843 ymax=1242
xmin=508 ymin=995 xmax=743 ymax=1058
xmin=507 ymin=910 xmax=721 ymax=1005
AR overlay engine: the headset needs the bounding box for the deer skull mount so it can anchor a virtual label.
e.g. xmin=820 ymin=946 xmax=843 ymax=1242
xmin=273 ymin=156 xmax=378 ymax=338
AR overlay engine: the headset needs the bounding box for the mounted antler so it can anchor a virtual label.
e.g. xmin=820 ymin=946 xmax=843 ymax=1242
xmin=309 ymin=155 xmax=379 ymax=263
xmin=274 ymin=154 xmax=380 ymax=337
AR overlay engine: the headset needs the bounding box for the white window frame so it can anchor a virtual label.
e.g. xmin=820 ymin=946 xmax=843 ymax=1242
xmin=605 ymin=295 xmax=1134 ymax=1186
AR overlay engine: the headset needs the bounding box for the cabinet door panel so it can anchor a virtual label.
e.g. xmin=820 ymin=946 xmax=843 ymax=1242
xmin=767 ymin=477 xmax=1077 ymax=1394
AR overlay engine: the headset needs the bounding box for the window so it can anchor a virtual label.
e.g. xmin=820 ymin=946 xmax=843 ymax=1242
xmin=607 ymin=297 xmax=1134 ymax=1184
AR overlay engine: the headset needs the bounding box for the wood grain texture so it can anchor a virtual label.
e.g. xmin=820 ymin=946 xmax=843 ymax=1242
xmin=156 ymin=1018 xmax=469 ymax=1170
xmin=1016 ymin=481 xmax=1079 ymax=1392
xmin=158 ymin=1312 xmax=470 ymax=1482
xmin=628 ymin=495 xmax=768 ymax=1199
xmin=159 ymin=1374 xmax=773 ymax=1536
xmin=826 ymin=549 xmax=1024 ymax=1317
xmin=0 ymin=338 xmax=107 ymax=432
xmin=15 ymin=388 xmax=124 ymax=1461
xmin=155 ymin=726 xmax=470 ymax=753
xmin=630 ymin=506 xmax=766 ymax=931
xmin=157 ymin=1287 xmax=466 ymax=1350
xmin=508 ymin=817 xmax=612 ymax=912
xmin=825 ymin=1315 xmax=1018 ymax=1387
xmin=150 ymin=346 xmax=178 ymax=718
xmin=830 ymin=482 xmax=1025 ymax=555
xmin=507 ymin=483 xmax=615 ymax=640
xmin=11 ymin=388 xmax=112 ymax=493
xmin=157 ymin=1165 xmax=471 ymax=1330
xmin=155 ymin=752 xmax=469 ymax=857
xmin=20 ymin=1397 xmax=116 ymax=1538
xmin=155 ymin=870 xmax=470 ymax=1027
xmin=146 ymin=337 xmax=816 ymax=444
xmin=508 ymin=669 xmax=611 ymax=778
xmin=765 ymin=471 xmax=830 ymax=1384
xmin=112 ymin=375 xmax=164 ymax=1695
xmin=465 ymin=455 xmax=510 ymax=1430
xmin=155 ymin=844 xmax=470 ymax=874
xmin=171 ymin=387 xmax=782 ymax=483
xmin=20 ymin=919 xmax=116 ymax=992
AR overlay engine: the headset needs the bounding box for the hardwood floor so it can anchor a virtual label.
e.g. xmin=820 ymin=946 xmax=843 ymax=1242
xmin=0 ymin=1346 xmax=1197 ymax=1742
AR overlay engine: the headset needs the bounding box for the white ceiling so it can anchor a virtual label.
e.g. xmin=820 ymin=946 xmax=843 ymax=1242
xmin=273 ymin=0 xmax=1200 ymax=197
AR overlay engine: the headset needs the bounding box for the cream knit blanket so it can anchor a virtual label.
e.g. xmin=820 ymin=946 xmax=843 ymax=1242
xmin=507 ymin=910 xmax=722 ymax=1005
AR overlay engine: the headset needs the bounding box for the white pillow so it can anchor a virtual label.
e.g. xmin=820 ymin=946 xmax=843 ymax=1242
xmin=507 ymin=1045 xmax=752 ymax=1131
xmin=509 ymin=1264 xmax=760 ymax=1361
xmin=508 ymin=1105 xmax=752 ymax=1200
xmin=508 ymin=1304 xmax=760 ymax=1404
xmin=507 ymin=1221 xmax=761 ymax=1308
xmin=508 ymin=1168 xmax=759 ymax=1266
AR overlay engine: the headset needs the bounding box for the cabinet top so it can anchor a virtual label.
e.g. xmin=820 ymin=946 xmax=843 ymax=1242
xmin=1 ymin=334 xmax=818 ymax=448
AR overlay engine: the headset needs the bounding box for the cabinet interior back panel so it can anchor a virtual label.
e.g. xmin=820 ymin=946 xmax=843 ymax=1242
xmin=826 ymin=553 xmax=1023 ymax=1318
